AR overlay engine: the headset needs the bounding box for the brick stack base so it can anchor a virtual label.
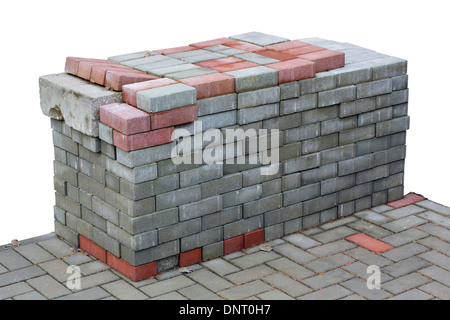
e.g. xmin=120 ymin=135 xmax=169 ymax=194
xmin=40 ymin=32 xmax=411 ymax=281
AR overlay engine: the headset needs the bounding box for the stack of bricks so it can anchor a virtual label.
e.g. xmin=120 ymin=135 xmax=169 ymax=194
xmin=39 ymin=32 xmax=410 ymax=281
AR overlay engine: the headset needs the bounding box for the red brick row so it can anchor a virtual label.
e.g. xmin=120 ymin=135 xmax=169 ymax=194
xmin=79 ymin=229 xmax=265 ymax=282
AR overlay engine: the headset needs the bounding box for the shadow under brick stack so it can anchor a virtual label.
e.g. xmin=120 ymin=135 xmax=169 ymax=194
xmin=39 ymin=32 xmax=409 ymax=281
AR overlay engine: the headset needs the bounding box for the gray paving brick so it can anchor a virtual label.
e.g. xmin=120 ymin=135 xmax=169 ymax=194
xmin=218 ymin=280 xmax=272 ymax=300
xmin=299 ymin=72 xmax=336 ymax=94
xmin=201 ymin=258 xmax=240 ymax=276
xmin=136 ymin=83 xmax=196 ymax=113
xmin=310 ymin=226 xmax=357 ymax=243
xmin=272 ymin=243 xmax=316 ymax=264
xmin=0 ymin=282 xmax=33 ymax=300
xmin=156 ymin=185 xmax=201 ymax=211
xmin=419 ymin=266 xmax=450 ymax=286
xmin=0 ymin=250 xmax=32 ymax=271
xmin=225 ymin=265 xmax=275 ymax=285
xmin=56 ymin=287 xmax=111 ymax=300
xmin=307 ymin=239 xmax=357 ymax=257
xmin=342 ymin=261 xmax=392 ymax=283
xmin=238 ymin=86 xmax=280 ymax=109
xmin=140 ymin=275 xmax=195 ymax=298
xmin=382 ymin=243 xmax=430 ymax=262
xmin=265 ymin=257 xmax=313 ymax=280
xmin=226 ymin=66 xmax=278 ymax=93
xmin=302 ymin=105 xmax=339 ymax=125
xmin=237 ymin=103 xmax=279 ymax=125
xmin=187 ymin=269 xmax=234 ymax=292
xmin=263 ymin=273 xmax=311 ymax=297
xmin=341 ymin=278 xmax=391 ymax=300
xmin=177 ymin=284 xmax=223 ymax=300
xmin=303 ymin=268 xmax=354 ymax=289
xmin=304 ymin=253 xmax=354 ymax=273
xmin=388 ymin=288 xmax=433 ymax=300
xmin=382 ymin=215 xmax=427 ymax=233
xmin=38 ymin=259 xmax=71 ymax=283
xmin=418 ymin=236 xmax=450 ymax=256
xmin=416 ymin=200 xmax=450 ymax=216
xmin=357 ymin=78 xmax=392 ymax=99
xmin=231 ymin=251 xmax=281 ymax=269
xmin=283 ymin=233 xmax=321 ymax=250
xmin=222 ymin=185 xmax=262 ymax=208
xmin=418 ymin=251 xmax=450 ymax=270
xmin=381 ymin=228 xmax=429 ymax=247
xmin=347 ymin=220 xmax=392 ymax=238
xmin=102 ymin=280 xmax=148 ymax=300
xmin=284 ymin=123 xmax=320 ymax=144
xmin=13 ymin=290 xmax=47 ymax=300
xmin=27 ymin=275 xmax=71 ymax=299
xmin=376 ymin=116 xmax=410 ymax=137
xmin=382 ymin=272 xmax=431 ymax=295
xmin=345 ymin=247 xmax=392 ymax=268
xmin=418 ymin=211 xmax=450 ymax=228
xmin=418 ymin=282 xmax=450 ymax=300
xmin=318 ymin=86 xmax=356 ymax=108
xmin=231 ymin=31 xmax=289 ymax=46
xmin=298 ymin=284 xmax=352 ymax=300
xmin=382 ymin=256 xmax=431 ymax=278
xmin=280 ymin=94 xmax=317 ymax=115
xmin=418 ymin=224 xmax=450 ymax=242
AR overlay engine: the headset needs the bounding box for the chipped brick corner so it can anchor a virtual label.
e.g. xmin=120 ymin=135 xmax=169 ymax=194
xmin=40 ymin=32 xmax=410 ymax=281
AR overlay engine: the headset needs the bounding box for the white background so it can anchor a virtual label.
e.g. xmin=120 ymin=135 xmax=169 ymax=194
xmin=0 ymin=0 xmax=449 ymax=245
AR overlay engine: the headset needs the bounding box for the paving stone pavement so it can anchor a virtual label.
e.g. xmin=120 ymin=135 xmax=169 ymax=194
xmin=0 ymin=198 xmax=449 ymax=300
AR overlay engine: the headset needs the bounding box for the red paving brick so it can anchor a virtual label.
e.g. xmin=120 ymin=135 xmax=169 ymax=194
xmin=105 ymin=70 xmax=159 ymax=91
xmin=244 ymin=229 xmax=265 ymax=249
xmin=284 ymin=44 xmax=327 ymax=56
xmin=190 ymin=37 xmax=231 ymax=49
xmin=179 ymin=248 xmax=202 ymax=267
xmin=253 ymin=49 xmax=298 ymax=61
xmin=223 ymin=40 xmax=263 ymax=52
xmin=345 ymin=233 xmax=394 ymax=254
xmin=266 ymin=58 xmax=316 ymax=83
xmin=150 ymin=105 xmax=198 ymax=130
xmin=100 ymin=103 xmax=150 ymax=135
xmin=179 ymin=73 xmax=235 ymax=99
xmin=195 ymin=56 xmax=244 ymax=69
xmin=211 ymin=61 xmax=260 ymax=72
xmin=106 ymin=252 xmax=157 ymax=282
xmin=79 ymin=235 xmax=107 ymax=263
xmin=224 ymin=236 xmax=244 ymax=255
xmin=387 ymin=192 xmax=427 ymax=209
xmin=265 ymin=40 xmax=310 ymax=51
xmin=113 ymin=127 xmax=174 ymax=151
xmin=300 ymin=49 xmax=345 ymax=72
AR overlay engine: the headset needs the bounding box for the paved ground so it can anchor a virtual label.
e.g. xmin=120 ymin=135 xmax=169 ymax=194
xmin=1 ymin=198 xmax=449 ymax=300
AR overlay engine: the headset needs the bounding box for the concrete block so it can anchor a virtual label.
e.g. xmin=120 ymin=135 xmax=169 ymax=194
xmin=281 ymin=173 xmax=301 ymax=191
xmin=358 ymin=107 xmax=393 ymax=126
xmin=357 ymin=78 xmax=392 ymax=99
xmin=105 ymin=156 xmax=157 ymax=184
xmin=53 ymin=131 xmax=78 ymax=155
xmin=339 ymin=125 xmax=375 ymax=145
xmin=392 ymin=104 xmax=408 ymax=118
xmin=390 ymin=132 xmax=407 ymax=147
xmin=299 ymin=71 xmax=336 ymax=94
xmin=243 ymin=194 xmax=282 ymax=218
xmin=40 ymin=73 xmax=122 ymax=137
xmin=238 ymin=86 xmax=280 ymax=109
xmin=264 ymin=203 xmax=302 ymax=227
xmin=321 ymin=175 xmax=355 ymax=195
xmin=225 ymin=66 xmax=278 ymax=93
xmin=230 ymin=31 xmax=289 ymax=46
xmin=318 ymin=86 xmax=356 ymax=108
xmin=301 ymin=106 xmax=339 ymax=125
xmin=119 ymin=207 xmax=178 ymax=234
xmin=283 ymin=183 xmax=320 ymax=206
xmin=116 ymin=142 xmax=175 ymax=168
xmin=179 ymin=196 xmax=222 ymax=221
xmin=261 ymin=178 xmax=282 ymax=198
xmin=197 ymin=93 xmax=237 ymax=116
xmin=321 ymin=116 xmax=357 ymax=135
xmin=339 ymin=182 xmax=373 ymax=203
xmin=356 ymin=165 xmax=390 ymax=185
xmin=136 ymin=83 xmax=196 ymax=113
xmin=373 ymin=173 xmax=404 ymax=192
xmin=376 ymin=89 xmax=409 ymax=108
xmin=180 ymin=163 xmax=223 ymax=188
xmin=338 ymin=154 xmax=373 ymax=176
xmin=222 ymin=185 xmax=262 ymax=208
xmin=339 ymin=97 xmax=376 ymax=118
xmin=320 ymin=145 xmax=356 ymax=165
xmin=54 ymin=161 xmax=78 ymax=187
xmin=201 ymin=173 xmax=242 ymax=199
xmin=202 ymin=206 xmax=242 ymax=230
xmin=302 ymin=193 xmax=338 ymax=216
xmin=283 ymin=152 xmax=320 ymax=175
xmin=392 ymin=75 xmax=408 ymax=91
xmin=355 ymin=136 xmax=390 ymax=156
xmin=156 ymin=185 xmax=201 ymax=211
xmin=376 ymin=116 xmax=410 ymax=137
xmin=372 ymin=145 xmax=406 ymax=166
xmin=330 ymin=62 xmax=372 ymax=87
xmin=279 ymin=81 xmax=299 ymax=100
xmin=371 ymin=57 xmax=407 ymax=80
xmin=198 ymin=110 xmax=237 ymax=130
xmin=284 ymin=123 xmax=320 ymax=144
xmin=120 ymin=173 xmax=179 ymax=201
xmin=158 ymin=218 xmax=201 ymax=244
xmin=263 ymin=112 xmax=302 ymax=131
xmin=280 ymin=93 xmax=317 ymax=115
xmin=301 ymin=163 xmax=337 ymax=185
xmin=237 ymin=103 xmax=279 ymax=125
xmin=302 ymin=134 xmax=339 ymax=154
xmin=181 ymin=227 xmax=223 ymax=252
